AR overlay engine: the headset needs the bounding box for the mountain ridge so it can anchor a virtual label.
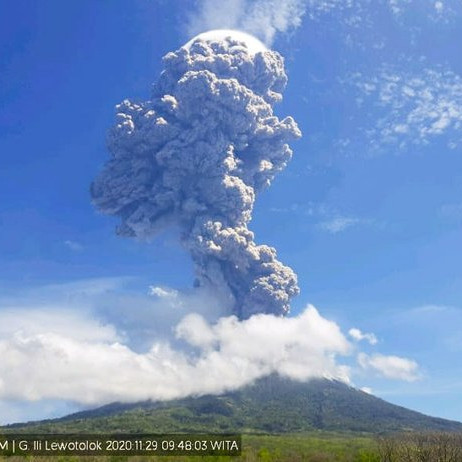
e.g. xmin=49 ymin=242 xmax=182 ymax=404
xmin=3 ymin=375 xmax=462 ymax=434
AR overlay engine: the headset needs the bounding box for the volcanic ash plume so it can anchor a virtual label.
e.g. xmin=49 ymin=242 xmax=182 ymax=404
xmin=91 ymin=31 xmax=301 ymax=319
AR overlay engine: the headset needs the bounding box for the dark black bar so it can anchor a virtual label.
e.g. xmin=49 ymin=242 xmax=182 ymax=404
xmin=0 ymin=433 xmax=241 ymax=456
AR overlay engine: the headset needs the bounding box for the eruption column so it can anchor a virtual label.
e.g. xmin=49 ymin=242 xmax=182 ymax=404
xmin=91 ymin=30 xmax=301 ymax=319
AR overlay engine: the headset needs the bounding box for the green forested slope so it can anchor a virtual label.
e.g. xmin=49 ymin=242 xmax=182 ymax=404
xmin=4 ymin=375 xmax=462 ymax=434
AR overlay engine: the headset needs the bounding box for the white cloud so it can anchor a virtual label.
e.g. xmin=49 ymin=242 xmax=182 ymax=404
xmin=318 ymin=216 xmax=362 ymax=234
xmin=30 ymin=276 xmax=133 ymax=298
xmin=388 ymin=0 xmax=412 ymax=15
xmin=0 ymin=307 xmax=119 ymax=344
xmin=186 ymin=0 xmax=307 ymax=45
xmin=440 ymin=202 xmax=462 ymax=221
xmin=348 ymin=327 xmax=378 ymax=345
xmin=185 ymin=0 xmax=381 ymax=47
xmin=0 ymin=278 xmax=231 ymax=352
xmin=63 ymin=240 xmax=84 ymax=252
xmin=269 ymin=202 xmax=372 ymax=234
xmin=408 ymin=304 xmax=450 ymax=315
xmin=434 ymin=1 xmax=444 ymax=13
xmin=360 ymin=386 xmax=373 ymax=394
xmin=386 ymin=0 xmax=462 ymax=23
xmin=0 ymin=305 xmax=351 ymax=405
xmin=184 ymin=0 xmax=461 ymax=54
xmin=0 ymin=279 xmax=421 ymax=421
xmin=349 ymin=64 xmax=462 ymax=151
xmin=149 ymin=286 xmax=180 ymax=299
xmin=358 ymin=352 xmax=420 ymax=381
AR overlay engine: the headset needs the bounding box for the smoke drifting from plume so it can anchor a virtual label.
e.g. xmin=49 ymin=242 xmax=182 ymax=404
xmin=91 ymin=31 xmax=301 ymax=319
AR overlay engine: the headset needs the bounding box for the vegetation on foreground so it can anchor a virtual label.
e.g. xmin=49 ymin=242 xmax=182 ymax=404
xmin=377 ymin=431 xmax=462 ymax=461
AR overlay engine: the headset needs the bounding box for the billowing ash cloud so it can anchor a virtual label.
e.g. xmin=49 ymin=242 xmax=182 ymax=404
xmin=91 ymin=31 xmax=301 ymax=319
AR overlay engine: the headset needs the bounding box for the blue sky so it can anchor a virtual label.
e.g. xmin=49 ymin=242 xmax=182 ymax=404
xmin=1 ymin=0 xmax=462 ymax=424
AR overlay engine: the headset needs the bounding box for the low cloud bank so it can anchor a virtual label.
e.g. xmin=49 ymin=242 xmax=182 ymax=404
xmin=0 ymin=304 xmax=350 ymax=405
xmin=0 ymin=281 xmax=420 ymax=407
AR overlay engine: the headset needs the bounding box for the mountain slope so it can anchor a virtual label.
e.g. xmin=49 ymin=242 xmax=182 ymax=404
xmin=4 ymin=375 xmax=462 ymax=434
